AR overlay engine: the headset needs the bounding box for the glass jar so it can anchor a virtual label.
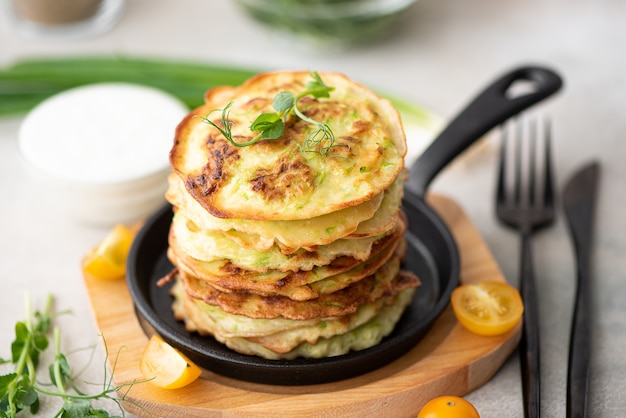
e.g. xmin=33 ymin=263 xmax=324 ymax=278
xmin=8 ymin=0 xmax=126 ymax=39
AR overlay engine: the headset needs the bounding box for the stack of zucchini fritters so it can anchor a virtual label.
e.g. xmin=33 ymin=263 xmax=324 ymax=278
xmin=162 ymin=71 xmax=420 ymax=360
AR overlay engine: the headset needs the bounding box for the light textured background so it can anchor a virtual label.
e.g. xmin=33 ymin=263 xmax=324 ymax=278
xmin=1 ymin=0 xmax=625 ymax=416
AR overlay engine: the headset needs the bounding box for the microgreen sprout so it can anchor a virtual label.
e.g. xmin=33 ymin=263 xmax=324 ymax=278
xmin=0 ymin=294 xmax=150 ymax=418
xmin=198 ymin=71 xmax=341 ymax=155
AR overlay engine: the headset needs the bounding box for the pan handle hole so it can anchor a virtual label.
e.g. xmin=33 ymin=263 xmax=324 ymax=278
xmin=505 ymin=79 xmax=540 ymax=99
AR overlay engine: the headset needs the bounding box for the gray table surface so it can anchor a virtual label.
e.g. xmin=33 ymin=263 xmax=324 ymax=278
xmin=1 ymin=0 xmax=625 ymax=416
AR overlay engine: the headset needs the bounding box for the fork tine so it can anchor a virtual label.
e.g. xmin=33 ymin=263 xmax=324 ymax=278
xmin=543 ymin=119 xmax=554 ymax=208
xmin=513 ymin=119 xmax=523 ymax=206
xmin=527 ymin=118 xmax=537 ymax=208
xmin=497 ymin=115 xmax=555 ymax=228
xmin=498 ymin=118 xmax=525 ymax=208
xmin=497 ymin=123 xmax=509 ymax=205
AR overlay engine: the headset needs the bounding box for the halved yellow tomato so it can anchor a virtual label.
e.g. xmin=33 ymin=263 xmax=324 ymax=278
xmin=140 ymin=335 xmax=202 ymax=389
xmin=82 ymin=224 xmax=134 ymax=280
xmin=451 ymin=281 xmax=524 ymax=336
xmin=417 ymin=395 xmax=480 ymax=418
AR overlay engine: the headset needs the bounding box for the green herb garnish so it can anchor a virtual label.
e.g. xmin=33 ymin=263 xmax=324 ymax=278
xmin=0 ymin=294 xmax=148 ymax=418
xmin=198 ymin=71 xmax=339 ymax=155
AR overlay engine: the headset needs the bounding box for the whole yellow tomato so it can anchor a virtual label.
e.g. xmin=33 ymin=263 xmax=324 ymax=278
xmin=417 ymin=395 xmax=480 ymax=418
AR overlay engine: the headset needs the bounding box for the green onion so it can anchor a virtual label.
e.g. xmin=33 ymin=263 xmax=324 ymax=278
xmin=0 ymin=56 xmax=259 ymax=117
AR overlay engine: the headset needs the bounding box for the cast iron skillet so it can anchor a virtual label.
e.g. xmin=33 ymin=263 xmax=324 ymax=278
xmin=126 ymin=66 xmax=563 ymax=386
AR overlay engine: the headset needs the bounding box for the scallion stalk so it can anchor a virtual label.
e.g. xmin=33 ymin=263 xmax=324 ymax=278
xmin=0 ymin=56 xmax=259 ymax=117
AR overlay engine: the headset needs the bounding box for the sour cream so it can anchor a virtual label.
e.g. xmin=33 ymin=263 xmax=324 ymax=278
xmin=18 ymin=82 xmax=189 ymax=225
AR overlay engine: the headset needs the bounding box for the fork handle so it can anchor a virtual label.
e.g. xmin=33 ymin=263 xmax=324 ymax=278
xmin=520 ymin=232 xmax=541 ymax=418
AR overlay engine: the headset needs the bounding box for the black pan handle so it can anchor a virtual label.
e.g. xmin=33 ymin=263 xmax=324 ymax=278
xmin=405 ymin=66 xmax=563 ymax=198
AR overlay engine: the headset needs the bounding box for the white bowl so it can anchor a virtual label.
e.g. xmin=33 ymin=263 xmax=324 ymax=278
xmin=18 ymin=82 xmax=189 ymax=225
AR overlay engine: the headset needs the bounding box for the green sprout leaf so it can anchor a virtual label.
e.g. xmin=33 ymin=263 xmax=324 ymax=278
xmin=15 ymin=386 xmax=37 ymax=409
xmin=250 ymin=113 xmax=284 ymax=139
xmin=61 ymin=398 xmax=91 ymax=418
xmin=272 ymin=91 xmax=295 ymax=114
xmin=305 ymin=71 xmax=334 ymax=98
xmin=0 ymin=374 xmax=17 ymax=398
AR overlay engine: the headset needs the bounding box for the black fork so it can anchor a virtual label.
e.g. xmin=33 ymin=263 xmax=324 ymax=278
xmin=496 ymin=117 xmax=556 ymax=418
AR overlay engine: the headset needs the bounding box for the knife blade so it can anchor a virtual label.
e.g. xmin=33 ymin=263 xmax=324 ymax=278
xmin=563 ymin=161 xmax=600 ymax=418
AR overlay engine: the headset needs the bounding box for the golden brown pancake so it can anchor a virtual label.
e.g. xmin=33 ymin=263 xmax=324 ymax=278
xmin=178 ymin=251 xmax=419 ymax=320
xmin=169 ymin=210 xmax=403 ymax=273
xmin=166 ymin=171 xmax=404 ymax=253
xmin=172 ymin=280 xmax=416 ymax=359
xmin=167 ymin=216 xmax=406 ymax=298
xmin=170 ymin=71 xmax=407 ymax=221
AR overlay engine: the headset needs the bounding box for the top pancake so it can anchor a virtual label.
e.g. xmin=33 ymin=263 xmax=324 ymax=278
xmin=170 ymin=71 xmax=407 ymax=221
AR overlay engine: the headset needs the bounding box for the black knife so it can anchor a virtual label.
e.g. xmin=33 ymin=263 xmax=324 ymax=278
xmin=563 ymin=161 xmax=600 ymax=418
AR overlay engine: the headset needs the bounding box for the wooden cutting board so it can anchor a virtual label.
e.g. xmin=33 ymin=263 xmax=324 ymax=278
xmin=83 ymin=194 xmax=520 ymax=418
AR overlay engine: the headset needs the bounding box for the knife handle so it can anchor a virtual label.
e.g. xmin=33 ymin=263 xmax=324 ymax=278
xmin=520 ymin=233 xmax=541 ymax=418
xmin=567 ymin=263 xmax=592 ymax=418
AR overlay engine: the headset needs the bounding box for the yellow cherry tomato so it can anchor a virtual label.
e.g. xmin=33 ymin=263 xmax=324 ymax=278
xmin=140 ymin=334 xmax=202 ymax=389
xmin=418 ymin=395 xmax=480 ymax=418
xmin=82 ymin=224 xmax=134 ymax=280
xmin=451 ymin=281 xmax=524 ymax=336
